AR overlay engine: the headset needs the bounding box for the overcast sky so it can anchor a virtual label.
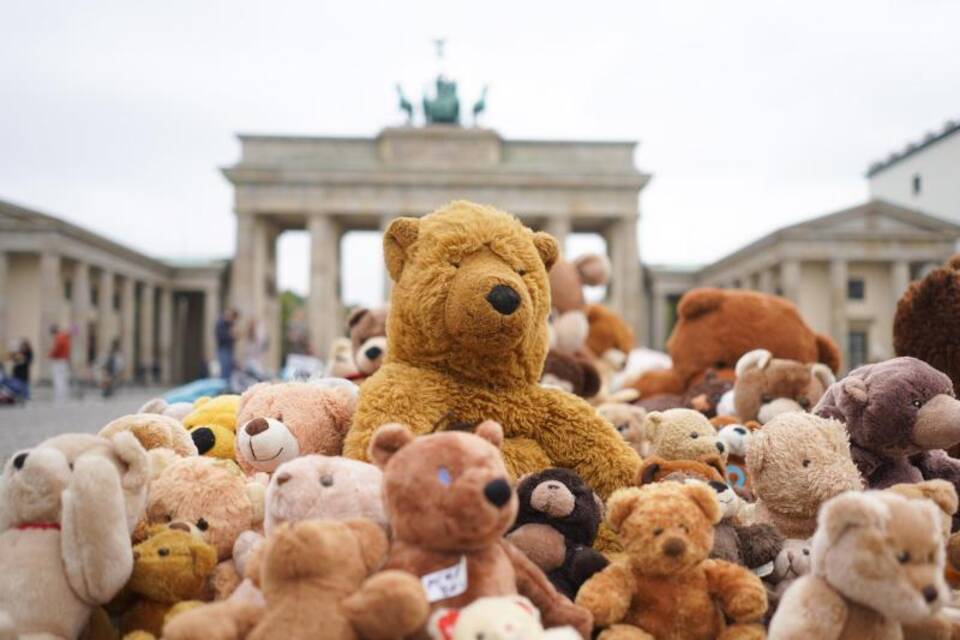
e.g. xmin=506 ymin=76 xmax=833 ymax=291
xmin=2 ymin=0 xmax=958 ymax=306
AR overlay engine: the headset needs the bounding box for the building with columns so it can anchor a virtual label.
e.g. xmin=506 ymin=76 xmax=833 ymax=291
xmin=645 ymin=199 xmax=960 ymax=372
xmin=223 ymin=125 xmax=651 ymax=371
xmin=0 ymin=199 xmax=227 ymax=385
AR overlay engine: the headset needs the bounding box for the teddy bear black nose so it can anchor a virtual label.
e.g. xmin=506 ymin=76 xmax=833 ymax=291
xmin=923 ymin=585 xmax=939 ymax=603
xmin=715 ymin=441 xmax=725 ymax=453
xmin=663 ymin=537 xmax=686 ymax=557
xmin=190 ymin=427 xmax=215 ymax=455
xmin=12 ymin=452 xmax=27 ymax=470
xmin=486 ymin=285 xmax=521 ymax=316
xmin=245 ymin=417 xmax=269 ymax=436
xmin=708 ymin=480 xmax=728 ymax=493
xmin=484 ymin=478 xmax=512 ymax=507
xmin=365 ymin=346 xmax=383 ymax=360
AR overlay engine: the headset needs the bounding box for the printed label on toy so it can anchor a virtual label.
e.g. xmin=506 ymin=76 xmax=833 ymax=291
xmin=753 ymin=560 xmax=775 ymax=578
xmin=422 ymin=555 xmax=468 ymax=602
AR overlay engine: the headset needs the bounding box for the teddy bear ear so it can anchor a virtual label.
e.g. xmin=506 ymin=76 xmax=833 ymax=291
xmin=368 ymin=423 xmax=415 ymax=468
xmin=383 ymin=217 xmax=420 ymax=283
xmin=682 ymin=481 xmax=722 ymax=524
xmin=475 ymin=420 xmax=504 ymax=449
xmin=109 ymin=431 xmax=150 ymax=493
xmin=573 ymin=254 xmax=611 ymax=287
xmin=606 ymin=488 xmax=643 ymax=532
xmin=677 ymin=288 xmax=725 ymax=321
xmin=343 ymin=518 xmax=390 ymax=574
xmin=735 ymin=349 xmax=772 ymax=378
xmin=949 ymin=254 xmax=960 ymax=271
xmin=818 ymin=491 xmax=888 ymax=545
xmin=838 ymin=376 xmax=868 ymax=408
xmin=346 ymin=307 xmax=370 ymax=330
xmin=643 ymin=411 xmax=664 ymax=435
xmin=909 ymin=480 xmax=959 ymax=516
xmin=810 ymin=363 xmax=836 ymax=390
xmin=532 ymin=231 xmax=559 ymax=271
xmin=637 ymin=458 xmax=663 ymax=486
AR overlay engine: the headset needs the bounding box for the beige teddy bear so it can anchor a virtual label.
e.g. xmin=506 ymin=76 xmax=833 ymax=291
xmin=646 ymin=408 xmax=727 ymax=476
xmin=0 ymin=432 xmax=149 ymax=639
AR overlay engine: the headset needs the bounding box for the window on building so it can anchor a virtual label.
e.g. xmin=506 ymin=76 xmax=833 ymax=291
xmin=113 ymin=291 xmax=122 ymax=311
xmin=847 ymin=278 xmax=865 ymax=300
xmin=91 ymin=286 xmax=99 ymax=306
xmin=912 ymin=173 xmax=922 ymax=196
xmin=64 ymin=280 xmax=72 ymax=301
xmin=848 ymin=330 xmax=868 ymax=370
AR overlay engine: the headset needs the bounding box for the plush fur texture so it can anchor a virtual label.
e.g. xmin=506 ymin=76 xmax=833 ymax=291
xmin=506 ymin=468 xmax=608 ymax=599
xmin=576 ymin=483 xmax=768 ymax=639
xmin=370 ymin=422 xmax=593 ymax=638
xmin=894 ymin=255 xmax=960 ymax=397
xmin=597 ymin=403 xmax=649 ymax=457
xmin=139 ymin=398 xmax=195 ymax=423
xmin=765 ymin=538 xmax=812 ymax=608
xmin=632 ymin=288 xmax=841 ymax=398
xmin=887 ymin=480 xmax=960 ymax=589
xmin=428 ymin=595 xmax=581 ymax=640
xmin=163 ymin=519 xmax=429 ymax=640
xmin=707 ymin=480 xmax=784 ymax=572
xmin=715 ymin=419 xmax=761 ymax=490
xmin=637 ymin=455 xmax=726 ymax=485
xmin=815 ymin=357 xmax=960 ymax=520
xmin=101 ymin=413 xmax=198 ymax=458
xmin=0 ymin=432 xmax=149 ymax=639
xmin=235 ymin=380 xmax=359 ymax=474
xmin=583 ymin=304 xmax=635 ymax=368
xmin=769 ymin=490 xmax=952 ymax=639
xmin=681 ymin=370 xmax=734 ymax=419
xmin=541 ymin=350 xmax=602 ymax=399
xmin=347 ymin=305 xmax=389 ymax=378
xmin=344 ymin=201 xmax=639 ymax=500
xmin=746 ymin=413 xmax=863 ymax=538
xmin=182 ymin=395 xmax=241 ymax=460
xmin=646 ymin=408 xmax=728 ymax=476
xmin=549 ymin=254 xmax=610 ymax=316
xmin=119 ymin=527 xmax=218 ymax=637
xmin=733 ymin=349 xmax=835 ymax=424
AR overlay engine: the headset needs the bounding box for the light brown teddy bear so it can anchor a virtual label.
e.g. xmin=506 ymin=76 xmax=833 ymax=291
xmin=733 ymin=349 xmax=835 ymax=424
xmin=163 ymin=519 xmax=430 ymax=640
xmin=0 ymin=432 xmax=149 ymax=639
xmin=646 ymin=408 xmax=728 ymax=477
xmin=597 ymin=402 xmax=649 ymax=457
xmin=746 ymin=413 xmax=863 ymax=538
xmin=346 ymin=305 xmax=389 ymax=382
xmin=769 ymin=490 xmax=955 ymax=639
xmin=344 ymin=201 xmax=639 ymax=499
xmin=142 ymin=456 xmax=265 ymax=599
xmin=576 ymin=482 xmax=768 ymax=639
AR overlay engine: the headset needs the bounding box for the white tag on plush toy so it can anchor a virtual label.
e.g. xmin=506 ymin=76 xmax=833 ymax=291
xmin=422 ymin=555 xmax=468 ymax=602
xmin=753 ymin=560 xmax=775 ymax=578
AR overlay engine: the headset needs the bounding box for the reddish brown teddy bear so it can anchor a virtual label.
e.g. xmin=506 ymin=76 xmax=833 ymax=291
xmin=369 ymin=421 xmax=593 ymax=639
xmin=631 ymin=288 xmax=841 ymax=399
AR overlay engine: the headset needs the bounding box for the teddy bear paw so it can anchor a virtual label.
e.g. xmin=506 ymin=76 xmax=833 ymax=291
xmin=724 ymin=588 xmax=768 ymax=621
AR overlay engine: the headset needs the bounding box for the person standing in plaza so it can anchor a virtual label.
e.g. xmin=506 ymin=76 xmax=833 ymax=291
xmin=215 ymin=309 xmax=238 ymax=381
xmin=48 ymin=325 xmax=71 ymax=402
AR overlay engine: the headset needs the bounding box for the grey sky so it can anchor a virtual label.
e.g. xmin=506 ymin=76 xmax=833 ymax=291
xmin=2 ymin=0 xmax=958 ymax=307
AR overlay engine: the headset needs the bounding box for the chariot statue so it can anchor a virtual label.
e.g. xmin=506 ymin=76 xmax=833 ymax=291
xmin=395 ymin=40 xmax=487 ymax=128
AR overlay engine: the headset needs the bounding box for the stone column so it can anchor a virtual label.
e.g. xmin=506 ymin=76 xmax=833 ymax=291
xmin=39 ymin=252 xmax=62 ymax=381
xmin=232 ymin=212 xmax=275 ymax=370
xmin=204 ymin=284 xmax=219 ymax=371
xmin=544 ymin=215 xmax=571 ymax=259
xmin=71 ymin=261 xmax=90 ymax=375
xmin=120 ymin=277 xmax=136 ymax=381
xmin=829 ymin=259 xmax=849 ymax=372
xmin=308 ymin=213 xmax=340 ymax=357
xmin=0 ymin=252 xmax=7 ymax=356
xmin=891 ymin=260 xmax=910 ymax=301
xmin=780 ymin=259 xmax=801 ymax=302
xmin=606 ymin=215 xmax=644 ymax=341
xmin=758 ymin=269 xmax=775 ymax=294
xmin=652 ymin=287 xmax=668 ymax=351
xmin=158 ymin=287 xmax=173 ymax=384
xmin=97 ymin=270 xmax=115 ymax=363
xmin=139 ymin=282 xmax=155 ymax=382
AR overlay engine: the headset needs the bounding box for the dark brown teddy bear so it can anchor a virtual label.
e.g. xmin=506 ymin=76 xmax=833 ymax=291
xmin=894 ymin=255 xmax=960 ymax=397
xmin=506 ymin=468 xmax=609 ymax=599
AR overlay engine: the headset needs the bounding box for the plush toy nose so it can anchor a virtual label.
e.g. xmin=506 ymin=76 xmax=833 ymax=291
xmin=486 ymin=285 xmax=521 ymax=316
xmin=169 ymin=522 xmax=190 ymax=533
xmin=365 ymin=346 xmax=383 ymax=360
xmin=663 ymin=537 xmax=686 ymax=558
xmin=923 ymin=585 xmax=939 ymax=603
xmin=715 ymin=441 xmax=726 ymax=453
xmin=275 ymin=472 xmax=292 ymax=486
xmin=190 ymin=427 xmax=215 ymax=455
xmin=245 ymin=417 xmax=269 ymax=436
xmin=12 ymin=452 xmax=27 ymax=470
xmin=484 ymin=478 xmax=512 ymax=507
xmin=708 ymin=480 xmax=727 ymax=493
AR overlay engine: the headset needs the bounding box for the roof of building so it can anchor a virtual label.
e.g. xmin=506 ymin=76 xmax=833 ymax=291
xmin=866 ymin=117 xmax=960 ymax=177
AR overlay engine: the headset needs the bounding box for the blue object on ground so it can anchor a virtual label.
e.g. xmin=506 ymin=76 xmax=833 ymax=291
xmin=162 ymin=378 xmax=228 ymax=404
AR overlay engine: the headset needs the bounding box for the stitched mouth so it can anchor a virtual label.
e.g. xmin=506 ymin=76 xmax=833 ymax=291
xmin=249 ymin=442 xmax=284 ymax=462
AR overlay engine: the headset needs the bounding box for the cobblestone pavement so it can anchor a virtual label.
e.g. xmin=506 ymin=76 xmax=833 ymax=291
xmin=0 ymin=386 xmax=164 ymax=463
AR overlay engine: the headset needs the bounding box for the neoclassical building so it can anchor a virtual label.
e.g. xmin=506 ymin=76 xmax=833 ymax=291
xmin=0 ymin=199 xmax=226 ymax=385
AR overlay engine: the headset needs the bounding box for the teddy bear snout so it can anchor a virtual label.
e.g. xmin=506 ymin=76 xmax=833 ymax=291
xmin=663 ymin=537 xmax=687 ymax=558
xmin=245 ymin=417 xmax=269 ymax=436
xmin=486 ymin=284 xmax=521 ymax=316
xmin=913 ymin=393 xmax=960 ymax=449
xmin=275 ymin=471 xmax=292 ymax=485
xmin=530 ymin=480 xmax=576 ymax=517
xmin=484 ymin=478 xmax=513 ymax=507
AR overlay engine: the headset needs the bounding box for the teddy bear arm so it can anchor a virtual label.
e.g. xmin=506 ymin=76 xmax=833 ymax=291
xmin=502 ymin=539 xmax=593 ymax=637
xmin=574 ymin=561 xmax=635 ymax=627
xmin=209 ymin=560 xmax=243 ymax=600
xmin=61 ymin=454 xmax=137 ymax=604
xmin=701 ymin=559 xmax=768 ymax=623
xmin=767 ymin=575 xmax=847 ymax=640
xmin=162 ymin=599 xmax=263 ymax=640
xmin=902 ymin=614 xmax=960 ymax=640
xmin=342 ymin=569 xmax=430 ymax=640
xmin=569 ymin=547 xmax=609 ymax=587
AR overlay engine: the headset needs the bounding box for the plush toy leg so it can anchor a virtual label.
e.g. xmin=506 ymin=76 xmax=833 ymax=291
xmin=597 ymin=624 xmax=655 ymax=640
xmin=342 ymin=570 xmax=430 ymax=640
xmin=718 ymin=622 xmax=766 ymax=640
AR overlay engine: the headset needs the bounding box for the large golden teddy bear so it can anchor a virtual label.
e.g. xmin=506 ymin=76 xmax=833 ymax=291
xmin=343 ymin=200 xmax=639 ymax=499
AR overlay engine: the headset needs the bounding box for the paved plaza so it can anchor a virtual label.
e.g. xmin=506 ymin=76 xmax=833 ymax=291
xmin=0 ymin=386 xmax=162 ymax=463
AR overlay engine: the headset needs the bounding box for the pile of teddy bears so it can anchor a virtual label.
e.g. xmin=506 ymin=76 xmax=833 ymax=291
xmin=3 ymin=201 xmax=960 ymax=640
